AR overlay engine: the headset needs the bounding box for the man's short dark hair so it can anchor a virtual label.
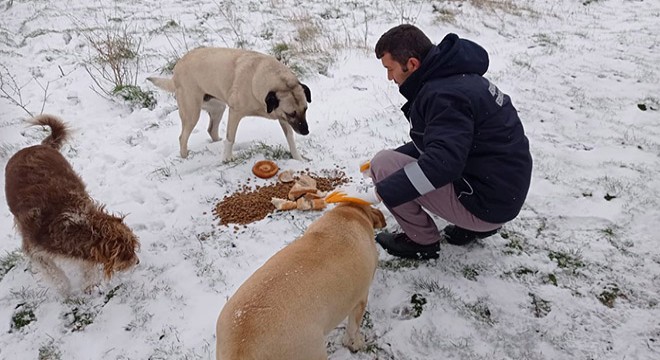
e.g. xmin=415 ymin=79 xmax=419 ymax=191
xmin=375 ymin=24 xmax=433 ymax=66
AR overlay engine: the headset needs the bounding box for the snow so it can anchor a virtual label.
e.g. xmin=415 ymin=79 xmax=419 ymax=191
xmin=1 ymin=0 xmax=659 ymax=359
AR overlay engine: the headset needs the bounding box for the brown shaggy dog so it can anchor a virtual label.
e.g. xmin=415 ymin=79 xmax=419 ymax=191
xmin=4 ymin=114 xmax=140 ymax=295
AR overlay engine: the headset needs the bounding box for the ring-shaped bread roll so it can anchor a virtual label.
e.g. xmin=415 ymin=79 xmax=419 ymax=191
xmin=252 ymin=160 xmax=279 ymax=179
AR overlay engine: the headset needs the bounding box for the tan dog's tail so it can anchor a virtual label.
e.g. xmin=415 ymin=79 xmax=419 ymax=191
xmin=147 ymin=77 xmax=176 ymax=93
xmin=30 ymin=114 xmax=69 ymax=150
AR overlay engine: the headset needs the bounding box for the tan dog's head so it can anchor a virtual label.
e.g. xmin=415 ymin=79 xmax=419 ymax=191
xmin=335 ymin=202 xmax=387 ymax=230
xmin=367 ymin=206 xmax=387 ymax=229
xmin=265 ymin=82 xmax=311 ymax=136
xmin=88 ymin=209 xmax=140 ymax=278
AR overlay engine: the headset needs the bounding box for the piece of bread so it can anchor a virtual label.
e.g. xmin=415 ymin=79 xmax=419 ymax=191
xmin=296 ymin=197 xmax=312 ymax=210
xmin=271 ymin=197 xmax=297 ymax=210
xmin=278 ymin=170 xmax=295 ymax=183
xmin=288 ymin=183 xmax=318 ymax=200
xmin=297 ymin=174 xmax=317 ymax=188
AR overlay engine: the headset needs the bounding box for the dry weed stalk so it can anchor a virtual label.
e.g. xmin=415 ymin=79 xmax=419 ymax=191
xmin=82 ymin=22 xmax=143 ymax=97
xmin=0 ymin=64 xmax=72 ymax=117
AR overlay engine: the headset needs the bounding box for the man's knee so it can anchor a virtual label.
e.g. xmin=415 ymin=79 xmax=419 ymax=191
xmin=370 ymin=149 xmax=413 ymax=181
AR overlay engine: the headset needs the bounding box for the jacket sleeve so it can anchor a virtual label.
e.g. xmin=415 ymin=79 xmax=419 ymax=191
xmin=376 ymin=91 xmax=474 ymax=207
xmin=394 ymin=142 xmax=420 ymax=158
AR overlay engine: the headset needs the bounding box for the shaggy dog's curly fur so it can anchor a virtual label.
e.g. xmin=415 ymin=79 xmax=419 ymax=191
xmin=4 ymin=114 xmax=140 ymax=294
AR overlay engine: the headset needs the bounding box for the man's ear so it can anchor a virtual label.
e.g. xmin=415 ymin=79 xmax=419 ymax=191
xmin=407 ymin=57 xmax=421 ymax=72
xmin=265 ymin=91 xmax=279 ymax=113
xmin=300 ymin=83 xmax=312 ymax=103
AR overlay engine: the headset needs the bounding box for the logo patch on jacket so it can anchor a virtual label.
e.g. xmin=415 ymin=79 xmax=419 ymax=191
xmin=488 ymin=81 xmax=504 ymax=106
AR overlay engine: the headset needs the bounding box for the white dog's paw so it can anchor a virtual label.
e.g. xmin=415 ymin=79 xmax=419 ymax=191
xmin=222 ymin=141 xmax=234 ymax=162
xmin=180 ymin=149 xmax=189 ymax=158
xmin=342 ymin=332 xmax=366 ymax=352
xmin=221 ymin=153 xmax=233 ymax=162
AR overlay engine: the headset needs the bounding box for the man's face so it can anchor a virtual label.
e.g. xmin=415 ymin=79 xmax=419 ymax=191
xmin=381 ymin=52 xmax=413 ymax=86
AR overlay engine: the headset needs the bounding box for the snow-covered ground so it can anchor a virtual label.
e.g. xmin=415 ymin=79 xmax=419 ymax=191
xmin=1 ymin=0 xmax=659 ymax=359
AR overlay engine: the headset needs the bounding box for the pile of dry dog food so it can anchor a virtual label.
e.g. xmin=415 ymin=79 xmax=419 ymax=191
xmin=213 ymin=168 xmax=350 ymax=226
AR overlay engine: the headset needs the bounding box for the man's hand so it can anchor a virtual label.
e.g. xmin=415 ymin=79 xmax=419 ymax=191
xmin=325 ymin=187 xmax=381 ymax=205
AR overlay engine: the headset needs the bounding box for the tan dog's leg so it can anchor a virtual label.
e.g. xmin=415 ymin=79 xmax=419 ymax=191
xmin=342 ymin=296 xmax=368 ymax=352
xmin=205 ymin=101 xmax=226 ymax=142
xmin=223 ymin=110 xmax=244 ymax=161
xmin=177 ymin=91 xmax=203 ymax=158
xmin=31 ymin=251 xmax=72 ymax=295
xmin=278 ymin=119 xmax=302 ymax=160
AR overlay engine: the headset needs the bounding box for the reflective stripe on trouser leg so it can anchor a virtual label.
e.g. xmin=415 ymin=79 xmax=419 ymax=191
xmin=370 ymin=149 xmax=502 ymax=245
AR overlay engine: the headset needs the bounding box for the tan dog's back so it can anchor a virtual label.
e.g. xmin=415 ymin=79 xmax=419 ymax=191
xmin=216 ymin=204 xmax=385 ymax=360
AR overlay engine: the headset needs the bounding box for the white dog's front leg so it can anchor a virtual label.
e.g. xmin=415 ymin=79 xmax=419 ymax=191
xmin=222 ymin=140 xmax=234 ymax=161
xmin=278 ymin=120 xmax=303 ymax=161
xmin=223 ymin=111 xmax=244 ymax=161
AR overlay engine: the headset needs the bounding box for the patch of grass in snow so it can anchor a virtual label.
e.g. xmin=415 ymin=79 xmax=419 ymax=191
xmin=9 ymin=287 xmax=48 ymax=332
xmin=501 ymin=229 xmax=526 ymax=255
xmin=432 ymin=4 xmax=459 ymax=24
xmin=38 ymin=338 xmax=62 ymax=360
xmin=0 ymin=249 xmax=23 ymax=281
xmin=464 ymin=297 xmax=494 ymax=325
xmin=462 ymin=264 xmax=480 ymax=281
xmin=597 ymin=283 xmax=625 ymax=308
xmin=410 ymin=276 xmax=442 ymax=293
xmin=503 ymin=265 xmax=538 ymax=281
xmin=0 ymin=142 xmax=18 ymax=159
xmin=10 ymin=304 xmax=37 ymax=332
xmin=529 ymin=292 xmax=551 ymax=318
xmin=63 ymin=298 xmax=98 ymax=332
xmin=224 ymin=142 xmax=293 ymax=166
xmin=149 ymin=160 xmax=180 ymax=182
xmin=410 ymin=293 xmax=427 ymax=318
xmin=182 ymin=243 xmax=226 ymax=289
xmin=548 ymin=249 xmax=585 ymax=272
xmin=379 ymin=257 xmax=422 ymax=271
xmin=113 ymin=84 xmax=157 ymax=110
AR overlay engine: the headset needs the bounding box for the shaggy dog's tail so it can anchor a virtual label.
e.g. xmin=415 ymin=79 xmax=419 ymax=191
xmin=146 ymin=77 xmax=176 ymax=93
xmin=30 ymin=114 xmax=69 ymax=150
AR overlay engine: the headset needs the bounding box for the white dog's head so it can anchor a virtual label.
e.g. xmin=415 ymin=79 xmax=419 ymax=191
xmin=265 ymin=82 xmax=311 ymax=135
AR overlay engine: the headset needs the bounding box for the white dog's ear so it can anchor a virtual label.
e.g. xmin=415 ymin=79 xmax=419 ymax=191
xmin=301 ymin=83 xmax=312 ymax=103
xmin=265 ymin=91 xmax=279 ymax=113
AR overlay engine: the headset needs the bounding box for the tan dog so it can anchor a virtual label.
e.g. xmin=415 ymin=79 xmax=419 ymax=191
xmin=4 ymin=114 xmax=140 ymax=295
xmin=147 ymin=47 xmax=312 ymax=161
xmin=216 ymin=203 xmax=386 ymax=360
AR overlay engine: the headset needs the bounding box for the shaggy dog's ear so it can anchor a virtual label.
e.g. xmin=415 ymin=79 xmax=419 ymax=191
xmin=300 ymin=83 xmax=312 ymax=103
xmin=265 ymin=91 xmax=279 ymax=113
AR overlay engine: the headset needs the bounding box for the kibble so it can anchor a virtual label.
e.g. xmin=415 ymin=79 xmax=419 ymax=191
xmin=213 ymin=170 xmax=350 ymax=226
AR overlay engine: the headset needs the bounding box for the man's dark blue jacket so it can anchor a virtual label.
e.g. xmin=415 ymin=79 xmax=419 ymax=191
xmin=375 ymin=33 xmax=533 ymax=223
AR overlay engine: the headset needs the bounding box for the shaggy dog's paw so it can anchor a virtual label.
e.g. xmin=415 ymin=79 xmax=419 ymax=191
xmin=83 ymin=284 xmax=101 ymax=295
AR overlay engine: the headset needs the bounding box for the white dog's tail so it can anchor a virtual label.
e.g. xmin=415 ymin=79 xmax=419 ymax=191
xmin=146 ymin=77 xmax=176 ymax=93
xmin=29 ymin=114 xmax=69 ymax=150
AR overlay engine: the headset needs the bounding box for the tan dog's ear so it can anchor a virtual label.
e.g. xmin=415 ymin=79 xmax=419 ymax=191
xmin=265 ymin=91 xmax=279 ymax=113
xmin=300 ymin=83 xmax=311 ymax=103
xmin=369 ymin=207 xmax=386 ymax=229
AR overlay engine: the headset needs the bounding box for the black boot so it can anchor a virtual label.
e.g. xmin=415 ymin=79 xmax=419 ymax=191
xmin=375 ymin=232 xmax=440 ymax=260
xmin=442 ymin=225 xmax=500 ymax=246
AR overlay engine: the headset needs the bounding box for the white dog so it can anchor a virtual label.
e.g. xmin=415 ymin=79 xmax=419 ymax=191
xmin=148 ymin=47 xmax=311 ymax=161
